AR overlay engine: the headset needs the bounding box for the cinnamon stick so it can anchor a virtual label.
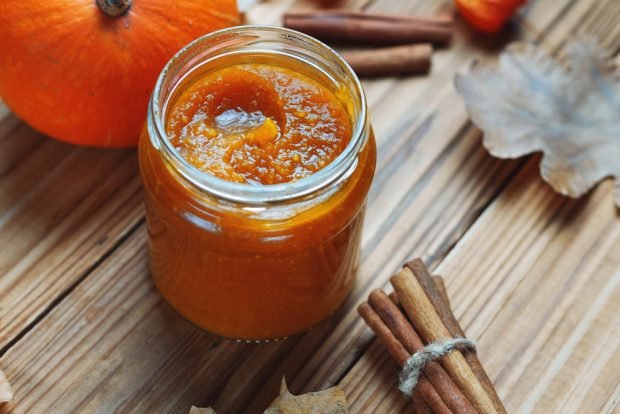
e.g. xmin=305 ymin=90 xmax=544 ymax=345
xmin=411 ymin=396 xmax=433 ymax=414
xmin=357 ymin=303 xmax=451 ymax=414
xmin=340 ymin=44 xmax=432 ymax=77
xmin=390 ymin=278 xmax=450 ymax=306
xmin=391 ymin=268 xmax=504 ymax=414
xmin=283 ymin=10 xmax=453 ymax=45
xmin=408 ymin=260 xmax=506 ymax=412
xmin=369 ymin=290 xmax=476 ymax=414
xmin=432 ymin=276 xmax=449 ymax=304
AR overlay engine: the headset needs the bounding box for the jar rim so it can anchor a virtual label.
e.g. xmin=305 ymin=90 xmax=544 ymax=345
xmin=148 ymin=25 xmax=369 ymax=204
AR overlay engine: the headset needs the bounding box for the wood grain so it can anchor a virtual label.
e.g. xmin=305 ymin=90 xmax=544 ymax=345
xmin=0 ymin=0 xmax=618 ymax=413
xmin=0 ymin=128 xmax=143 ymax=350
xmin=0 ymin=122 xmax=144 ymax=350
xmin=440 ymin=165 xmax=620 ymax=412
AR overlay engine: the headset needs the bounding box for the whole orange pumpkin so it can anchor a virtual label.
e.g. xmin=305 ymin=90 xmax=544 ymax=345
xmin=0 ymin=0 xmax=239 ymax=147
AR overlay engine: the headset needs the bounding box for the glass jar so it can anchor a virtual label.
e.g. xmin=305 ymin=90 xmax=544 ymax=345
xmin=139 ymin=26 xmax=376 ymax=340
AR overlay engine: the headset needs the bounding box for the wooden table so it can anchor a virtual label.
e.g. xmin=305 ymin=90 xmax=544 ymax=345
xmin=1 ymin=0 xmax=619 ymax=413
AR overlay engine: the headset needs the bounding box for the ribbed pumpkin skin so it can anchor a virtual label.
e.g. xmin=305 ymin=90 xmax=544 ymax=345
xmin=0 ymin=0 xmax=239 ymax=147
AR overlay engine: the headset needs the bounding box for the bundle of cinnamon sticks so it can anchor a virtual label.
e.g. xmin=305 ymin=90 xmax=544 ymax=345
xmin=284 ymin=10 xmax=454 ymax=78
xmin=358 ymin=259 xmax=506 ymax=413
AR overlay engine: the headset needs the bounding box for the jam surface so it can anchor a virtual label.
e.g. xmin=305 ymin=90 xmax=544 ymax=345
xmin=166 ymin=64 xmax=352 ymax=185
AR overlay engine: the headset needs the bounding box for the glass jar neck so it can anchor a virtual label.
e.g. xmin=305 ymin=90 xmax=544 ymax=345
xmin=147 ymin=25 xmax=369 ymax=205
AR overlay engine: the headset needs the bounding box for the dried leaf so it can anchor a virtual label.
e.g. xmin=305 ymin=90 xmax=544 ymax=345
xmin=455 ymin=38 xmax=620 ymax=206
xmin=189 ymin=407 xmax=216 ymax=414
xmin=264 ymin=378 xmax=348 ymax=413
xmin=188 ymin=378 xmax=348 ymax=414
xmin=0 ymin=368 xmax=13 ymax=403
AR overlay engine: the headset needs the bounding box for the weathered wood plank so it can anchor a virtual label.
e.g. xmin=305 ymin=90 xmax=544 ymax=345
xmin=450 ymin=173 xmax=619 ymax=414
xmin=0 ymin=120 xmax=144 ymax=349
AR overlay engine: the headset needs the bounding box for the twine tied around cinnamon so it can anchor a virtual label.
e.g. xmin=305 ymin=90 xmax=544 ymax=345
xmin=399 ymin=337 xmax=476 ymax=396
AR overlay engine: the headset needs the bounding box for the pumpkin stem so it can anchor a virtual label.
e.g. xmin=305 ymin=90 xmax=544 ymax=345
xmin=96 ymin=0 xmax=131 ymax=17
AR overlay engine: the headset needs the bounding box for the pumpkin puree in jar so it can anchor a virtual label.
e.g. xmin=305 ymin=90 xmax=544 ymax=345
xmin=167 ymin=64 xmax=352 ymax=184
xmin=141 ymin=60 xmax=375 ymax=340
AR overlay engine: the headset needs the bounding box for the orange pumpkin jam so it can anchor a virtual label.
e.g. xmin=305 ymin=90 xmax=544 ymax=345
xmin=140 ymin=58 xmax=375 ymax=340
xmin=166 ymin=64 xmax=352 ymax=184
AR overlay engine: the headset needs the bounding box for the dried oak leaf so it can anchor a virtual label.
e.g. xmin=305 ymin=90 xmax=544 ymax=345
xmin=263 ymin=378 xmax=348 ymax=414
xmin=189 ymin=407 xmax=216 ymax=414
xmin=188 ymin=378 xmax=348 ymax=414
xmin=0 ymin=368 xmax=13 ymax=403
xmin=455 ymin=38 xmax=620 ymax=206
